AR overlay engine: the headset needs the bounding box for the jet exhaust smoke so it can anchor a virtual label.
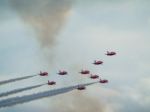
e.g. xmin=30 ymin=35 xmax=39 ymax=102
xmin=0 ymin=82 xmax=98 ymax=108
xmin=0 ymin=83 xmax=45 ymax=98
xmin=0 ymin=74 xmax=37 ymax=86
xmin=8 ymin=1 xmax=106 ymax=111
xmin=10 ymin=0 xmax=72 ymax=47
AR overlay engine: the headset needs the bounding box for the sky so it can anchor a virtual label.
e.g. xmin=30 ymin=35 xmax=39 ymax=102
xmin=0 ymin=0 xmax=150 ymax=112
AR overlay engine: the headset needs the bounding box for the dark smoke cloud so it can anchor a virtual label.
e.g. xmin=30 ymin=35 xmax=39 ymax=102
xmin=10 ymin=0 xmax=72 ymax=47
xmin=0 ymin=74 xmax=37 ymax=85
xmin=0 ymin=83 xmax=45 ymax=97
xmin=0 ymin=82 xmax=97 ymax=108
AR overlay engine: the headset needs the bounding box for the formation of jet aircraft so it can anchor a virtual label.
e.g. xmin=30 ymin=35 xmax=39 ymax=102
xmin=0 ymin=51 xmax=117 ymax=109
xmin=39 ymin=51 xmax=115 ymax=90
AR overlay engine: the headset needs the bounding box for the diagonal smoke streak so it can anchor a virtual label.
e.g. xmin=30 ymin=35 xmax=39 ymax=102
xmin=0 ymin=83 xmax=46 ymax=98
xmin=0 ymin=81 xmax=98 ymax=108
xmin=0 ymin=74 xmax=37 ymax=86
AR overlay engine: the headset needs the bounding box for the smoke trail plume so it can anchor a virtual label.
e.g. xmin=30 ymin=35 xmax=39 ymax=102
xmin=0 ymin=74 xmax=37 ymax=86
xmin=0 ymin=82 xmax=97 ymax=108
xmin=9 ymin=1 xmax=105 ymax=111
xmin=0 ymin=83 xmax=45 ymax=98
xmin=10 ymin=0 xmax=72 ymax=47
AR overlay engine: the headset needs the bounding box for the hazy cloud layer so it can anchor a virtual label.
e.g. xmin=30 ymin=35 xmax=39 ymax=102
xmin=0 ymin=0 xmax=150 ymax=112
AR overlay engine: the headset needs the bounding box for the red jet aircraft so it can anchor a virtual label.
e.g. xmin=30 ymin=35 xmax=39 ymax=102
xmin=90 ymin=74 xmax=99 ymax=79
xmin=99 ymin=78 xmax=108 ymax=83
xmin=93 ymin=60 xmax=103 ymax=65
xmin=77 ymin=85 xmax=86 ymax=90
xmin=80 ymin=70 xmax=90 ymax=74
xmin=58 ymin=70 xmax=68 ymax=75
xmin=48 ymin=80 xmax=56 ymax=85
xmin=106 ymin=51 xmax=116 ymax=56
xmin=39 ymin=71 xmax=48 ymax=76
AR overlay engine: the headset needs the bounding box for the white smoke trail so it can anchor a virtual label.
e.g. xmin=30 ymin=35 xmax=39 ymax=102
xmin=0 ymin=81 xmax=98 ymax=108
xmin=0 ymin=83 xmax=46 ymax=97
xmin=0 ymin=74 xmax=37 ymax=86
xmin=8 ymin=1 xmax=106 ymax=111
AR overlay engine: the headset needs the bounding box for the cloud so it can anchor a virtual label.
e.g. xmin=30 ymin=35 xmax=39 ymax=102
xmin=0 ymin=0 xmax=150 ymax=112
xmin=10 ymin=0 xmax=72 ymax=48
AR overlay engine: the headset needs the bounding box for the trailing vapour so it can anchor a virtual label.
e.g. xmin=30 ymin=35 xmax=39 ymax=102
xmin=0 ymin=74 xmax=37 ymax=86
xmin=7 ymin=1 xmax=105 ymax=112
xmin=0 ymin=83 xmax=45 ymax=98
xmin=10 ymin=0 xmax=71 ymax=47
xmin=0 ymin=82 xmax=97 ymax=108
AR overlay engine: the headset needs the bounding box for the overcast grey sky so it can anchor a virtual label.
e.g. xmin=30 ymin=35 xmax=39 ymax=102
xmin=0 ymin=0 xmax=150 ymax=112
